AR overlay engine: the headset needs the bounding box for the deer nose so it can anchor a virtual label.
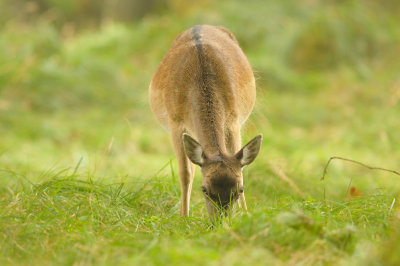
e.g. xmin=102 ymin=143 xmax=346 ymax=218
xmin=221 ymin=201 xmax=233 ymax=211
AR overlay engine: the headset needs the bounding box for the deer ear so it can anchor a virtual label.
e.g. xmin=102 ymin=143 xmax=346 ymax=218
xmin=235 ymin=135 xmax=262 ymax=166
xmin=183 ymin=133 xmax=205 ymax=166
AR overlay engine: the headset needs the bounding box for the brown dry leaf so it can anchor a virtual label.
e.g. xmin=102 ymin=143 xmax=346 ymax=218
xmin=345 ymin=186 xmax=362 ymax=202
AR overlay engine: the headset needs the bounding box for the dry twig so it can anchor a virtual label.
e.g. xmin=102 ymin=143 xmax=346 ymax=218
xmin=321 ymin=156 xmax=400 ymax=180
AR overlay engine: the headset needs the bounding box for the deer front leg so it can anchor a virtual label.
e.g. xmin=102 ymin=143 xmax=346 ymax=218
xmin=226 ymin=121 xmax=248 ymax=212
xmin=171 ymin=126 xmax=194 ymax=216
xmin=239 ymin=192 xmax=248 ymax=211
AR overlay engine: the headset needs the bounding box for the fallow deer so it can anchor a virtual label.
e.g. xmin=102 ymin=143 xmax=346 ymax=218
xmin=149 ymin=25 xmax=262 ymax=218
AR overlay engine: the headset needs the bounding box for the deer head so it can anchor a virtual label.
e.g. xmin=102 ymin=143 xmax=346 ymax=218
xmin=183 ymin=134 xmax=262 ymax=218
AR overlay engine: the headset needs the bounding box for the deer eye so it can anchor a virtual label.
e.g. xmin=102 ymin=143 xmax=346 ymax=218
xmin=239 ymin=187 xmax=244 ymax=193
xmin=201 ymin=186 xmax=207 ymax=193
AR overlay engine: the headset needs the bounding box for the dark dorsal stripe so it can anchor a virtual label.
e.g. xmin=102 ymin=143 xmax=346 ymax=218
xmin=191 ymin=25 xmax=222 ymax=153
xmin=192 ymin=25 xmax=203 ymax=54
xmin=192 ymin=25 xmax=207 ymax=77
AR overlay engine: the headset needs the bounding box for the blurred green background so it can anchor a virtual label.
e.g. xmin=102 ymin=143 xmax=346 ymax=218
xmin=1 ymin=0 xmax=399 ymax=179
xmin=1 ymin=0 xmax=400 ymax=207
xmin=1 ymin=0 xmax=400 ymax=264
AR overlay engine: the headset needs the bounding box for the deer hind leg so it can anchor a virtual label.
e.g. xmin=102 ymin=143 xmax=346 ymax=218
xmin=170 ymin=126 xmax=195 ymax=216
xmin=226 ymin=121 xmax=248 ymax=212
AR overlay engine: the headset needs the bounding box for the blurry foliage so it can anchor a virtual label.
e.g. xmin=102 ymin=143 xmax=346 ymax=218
xmin=0 ymin=0 xmax=398 ymax=110
xmin=0 ymin=0 xmax=169 ymax=28
xmin=0 ymin=0 xmax=399 ymax=173
xmin=290 ymin=18 xmax=339 ymax=71
xmin=289 ymin=2 xmax=391 ymax=73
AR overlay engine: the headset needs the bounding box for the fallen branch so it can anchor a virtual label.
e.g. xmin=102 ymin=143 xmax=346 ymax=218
xmin=321 ymin=156 xmax=400 ymax=180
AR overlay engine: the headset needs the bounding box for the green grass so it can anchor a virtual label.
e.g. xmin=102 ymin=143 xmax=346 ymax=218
xmin=1 ymin=0 xmax=400 ymax=265
xmin=2 ymin=171 xmax=399 ymax=265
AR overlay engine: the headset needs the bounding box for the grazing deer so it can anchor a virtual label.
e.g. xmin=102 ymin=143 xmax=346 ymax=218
xmin=149 ymin=25 xmax=262 ymax=218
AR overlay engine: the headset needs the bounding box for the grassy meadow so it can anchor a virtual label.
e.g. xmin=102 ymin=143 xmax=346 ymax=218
xmin=1 ymin=0 xmax=400 ymax=265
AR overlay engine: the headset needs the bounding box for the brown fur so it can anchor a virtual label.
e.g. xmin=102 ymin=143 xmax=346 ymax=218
xmin=149 ymin=25 xmax=260 ymax=217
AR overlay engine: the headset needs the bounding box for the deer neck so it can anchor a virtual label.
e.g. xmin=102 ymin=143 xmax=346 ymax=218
xmin=190 ymin=94 xmax=228 ymax=157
